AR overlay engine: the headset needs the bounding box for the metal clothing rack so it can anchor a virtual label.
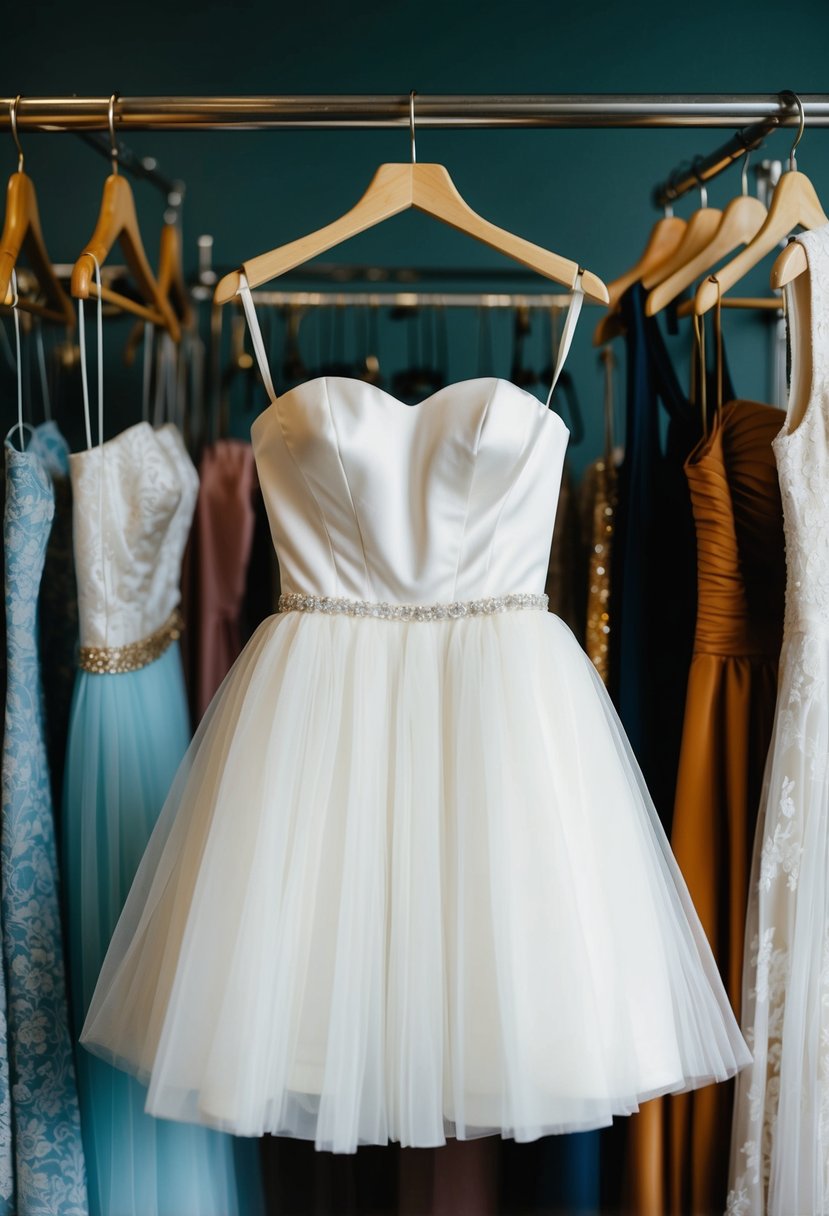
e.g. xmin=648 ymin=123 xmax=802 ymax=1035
xmin=4 ymin=94 xmax=829 ymax=131
xmin=7 ymin=92 xmax=825 ymax=222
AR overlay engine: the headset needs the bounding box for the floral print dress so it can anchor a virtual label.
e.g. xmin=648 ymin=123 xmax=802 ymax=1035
xmin=1 ymin=425 xmax=88 ymax=1215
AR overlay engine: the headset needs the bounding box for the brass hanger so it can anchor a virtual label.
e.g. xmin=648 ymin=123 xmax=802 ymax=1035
xmin=71 ymin=94 xmax=181 ymax=339
xmin=214 ymin=91 xmax=608 ymax=307
xmin=0 ymin=96 xmax=75 ymax=326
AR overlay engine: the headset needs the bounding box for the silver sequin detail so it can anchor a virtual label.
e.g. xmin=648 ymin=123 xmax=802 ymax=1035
xmin=278 ymin=592 xmax=548 ymax=622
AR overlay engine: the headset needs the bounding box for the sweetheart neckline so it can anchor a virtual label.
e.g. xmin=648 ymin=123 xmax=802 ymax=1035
xmin=250 ymin=375 xmax=570 ymax=439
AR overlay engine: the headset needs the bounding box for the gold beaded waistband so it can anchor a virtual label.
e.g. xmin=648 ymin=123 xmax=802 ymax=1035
xmin=79 ymin=610 xmax=183 ymax=675
xmin=278 ymin=592 xmax=548 ymax=622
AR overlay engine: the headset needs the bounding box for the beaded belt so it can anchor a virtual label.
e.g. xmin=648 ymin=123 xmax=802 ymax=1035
xmin=277 ymin=592 xmax=548 ymax=622
xmin=79 ymin=609 xmax=183 ymax=675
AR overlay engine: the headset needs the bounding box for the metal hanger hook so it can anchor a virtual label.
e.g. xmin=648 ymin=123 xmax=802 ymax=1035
xmin=9 ymin=96 xmax=23 ymax=172
xmin=785 ymin=91 xmax=806 ymax=171
xmin=409 ymin=90 xmax=417 ymax=165
xmin=108 ymin=92 xmax=120 ymax=174
xmin=741 ymin=147 xmax=751 ymax=196
xmin=692 ymin=159 xmax=707 ymax=208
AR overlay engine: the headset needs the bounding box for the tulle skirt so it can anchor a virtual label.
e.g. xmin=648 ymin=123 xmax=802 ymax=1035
xmin=728 ymin=629 xmax=829 ymax=1216
xmin=80 ymin=610 xmax=750 ymax=1154
xmin=63 ymin=643 xmax=261 ymax=1215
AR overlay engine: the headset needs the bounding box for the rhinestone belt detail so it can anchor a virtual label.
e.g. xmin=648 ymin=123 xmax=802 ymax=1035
xmin=277 ymin=592 xmax=548 ymax=621
xmin=79 ymin=609 xmax=184 ymax=675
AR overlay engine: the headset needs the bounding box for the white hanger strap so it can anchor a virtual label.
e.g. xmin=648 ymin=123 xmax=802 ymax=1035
xmin=78 ymin=255 xmax=104 ymax=449
xmin=545 ymin=272 xmax=585 ymax=410
xmin=238 ymin=273 xmax=277 ymax=402
xmin=10 ymin=269 xmax=23 ymax=448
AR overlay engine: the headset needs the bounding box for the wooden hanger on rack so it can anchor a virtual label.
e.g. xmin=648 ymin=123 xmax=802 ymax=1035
xmin=646 ymin=152 xmax=767 ymax=316
xmin=694 ymin=94 xmax=827 ymax=315
xmin=124 ymin=219 xmax=194 ymax=364
xmin=71 ymin=95 xmax=181 ymax=340
xmin=640 ymin=175 xmax=722 ymax=292
xmin=0 ymin=96 xmax=75 ymax=326
xmin=592 ymin=210 xmax=686 ymax=345
xmin=214 ymin=92 xmax=608 ymax=306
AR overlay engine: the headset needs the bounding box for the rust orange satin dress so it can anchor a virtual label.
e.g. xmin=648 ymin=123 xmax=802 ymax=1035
xmin=628 ymin=399 xmax=785 ymax=1216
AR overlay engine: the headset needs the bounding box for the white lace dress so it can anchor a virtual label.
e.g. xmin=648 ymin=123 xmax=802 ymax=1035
xmin=728 ymin=224 xmax=829 ymax=1216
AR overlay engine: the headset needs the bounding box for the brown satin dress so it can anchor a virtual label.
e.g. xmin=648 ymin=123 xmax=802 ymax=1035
xmin=628 ymin=399 xmax=785 ymax=1216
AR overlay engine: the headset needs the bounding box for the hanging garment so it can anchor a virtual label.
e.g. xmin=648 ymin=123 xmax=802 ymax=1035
xmin=580 ymin=454 xmax=618 ymax=685
xmin=544 ymin=462 xmax=583 ymax=639
xmin=610 ymin=285 xmax=702 ymax=829
xmin=638 ymin=399 xmax=785 ymax=1216
xmin=190 ymin=439 xmax=257 ymax=720
xmin=80 ymin=281 xmax=749 ymax=1155
xmin=727 ymin=225 xmax=829 ymax=1215
xmin=35 ymin=419 xmax=79 ymax=821
xmin=63 ymin=420 xmax=256 ymax=1216
xmin=2 ymin=422 xmax=88 ymax=1215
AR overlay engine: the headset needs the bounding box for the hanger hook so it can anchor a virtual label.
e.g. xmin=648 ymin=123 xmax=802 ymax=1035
xmin=9 ymin=96 xmax=23 ymax=173
xmin=784 ymin=91 xmax=806 ymax=171
xmin=409 ymin=90 xmax=417 ymax=165
xmin=741 ymin=147 xmax=751 ymax=196
xmin=692 ymin=158 xmax=708 ymax=209
xmin=108 ymin=92 xmax=119 ymax=174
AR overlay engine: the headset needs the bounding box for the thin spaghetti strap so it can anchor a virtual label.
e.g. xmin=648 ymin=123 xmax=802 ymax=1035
xmin=238 ymin=273 xmax=278 ymax=402
xmin=78 ymin=255 xmax=104 ymax=449
xmin=545 ymin=271 xmax=585 ymax=410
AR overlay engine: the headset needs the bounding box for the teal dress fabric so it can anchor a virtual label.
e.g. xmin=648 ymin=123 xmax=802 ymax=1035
xmin=62 ymin=422 xmax=261 ymax=1216
xmin=2 ymin=427 xmax=89 ymax=1215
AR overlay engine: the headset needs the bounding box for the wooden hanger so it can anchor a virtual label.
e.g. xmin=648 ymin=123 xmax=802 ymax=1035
xmin=592 ymin=212 xmax=686 ymax=346
xmin=695 ymin=95 xmax=827 ymax=315
xmin=641 ymin=184 xmax=722 ymax=292
xmin=124 ymin=220 xmax=194 ymax=364
xmin=214 ymin=93 xmax=608 ymax=307
xmin=646 ymin=156 xmax=767 ymax=316
xmin=71 ymin=95 xmax=181 ymax=340
xmin=770 ymin=236 xmax=808 ymax=288
xmin=0 ymin=97 xmax=75 ymax=326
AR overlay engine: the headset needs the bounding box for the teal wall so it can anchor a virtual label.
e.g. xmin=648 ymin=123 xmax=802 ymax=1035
xmin=7 ymin=0 xmax=829 ymax=468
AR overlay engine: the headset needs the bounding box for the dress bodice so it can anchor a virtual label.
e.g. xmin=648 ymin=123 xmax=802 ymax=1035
xmin=775 ymin=225 xmax=829 ymax=638
xmin=70 ymin=422 xmax=198 ymax=649
xmin=251 ymin=376 xmax=569 ymax=604
xmin=685 ymin=400 xmax=785 ymax=657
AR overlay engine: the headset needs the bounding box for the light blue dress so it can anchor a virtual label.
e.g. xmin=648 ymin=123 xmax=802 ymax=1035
xmin=62 ymin=420 xmax=260 ymax=1216
xmin=2 ymin=424 xmax=88 ymax=1216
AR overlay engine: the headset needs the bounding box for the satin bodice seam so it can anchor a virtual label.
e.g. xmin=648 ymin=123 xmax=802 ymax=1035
xmin=270 ymin=391 xmax=339 ymax=596
xmin=449 ymin=380 xmax=500 ymax=597
xmin=322 ymin=377 xmax=375 ymax=598
xmin=481 ymin=398 xmax=547 ymax=590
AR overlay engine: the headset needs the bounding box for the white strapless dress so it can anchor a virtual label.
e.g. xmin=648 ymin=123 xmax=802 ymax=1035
xmin=81 ymin=371 xmax=750 ymax=1153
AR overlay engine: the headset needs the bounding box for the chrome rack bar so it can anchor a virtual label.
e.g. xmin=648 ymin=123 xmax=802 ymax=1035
xmin=652 ymin=115 xmax=782 ymax=208
xmin=3 ymin=94 xmax=829 ymax=132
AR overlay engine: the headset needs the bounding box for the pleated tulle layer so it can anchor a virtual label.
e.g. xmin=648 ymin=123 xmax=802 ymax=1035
xmin=64 ymin=644 xmax=261 ymax=1215
xmin=728 ymin=629 xmax=829 ymax=1216
xmin=81 ymin=611 xmax=750 ymax=1153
